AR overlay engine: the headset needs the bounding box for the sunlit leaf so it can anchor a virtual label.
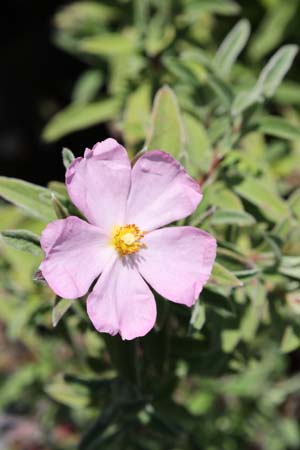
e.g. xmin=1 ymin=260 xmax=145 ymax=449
xmin=42 ymin=98 xmax=120 ymax=142
xmin=80 ymin=32 xmax=137 ymax=56
xmin=0 ymin=177 xmax=56 ymax=222
xmin=209 ymin=262 xmax=243 ymax=287
xmin=211 ymin=209 xmax=256 ymax=226
xmin=235 ymin=177 xmax=290 ymax=222
xmin=45 ymin=374 xmax=89 ymax=408
xmin=146 ymin=86 xmax=186 ymax=160
xmin=259 ymin=116 xmax=300 ymax=141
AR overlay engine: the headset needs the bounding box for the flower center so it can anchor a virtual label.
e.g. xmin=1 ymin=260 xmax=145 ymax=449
xmin=111 ymin=224 xmax=145 ymax=256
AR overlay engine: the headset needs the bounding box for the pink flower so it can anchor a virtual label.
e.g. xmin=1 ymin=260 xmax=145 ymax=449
xmin=40 ymin=139 xmax=216 ymax=340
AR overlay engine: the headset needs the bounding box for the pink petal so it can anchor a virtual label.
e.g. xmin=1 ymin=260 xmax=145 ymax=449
xmin=40 ymin=216 xmax=114 ymax=299
xmin=66 ymin=138 xmax=131 ymax=232
xmin=126 ymin=151 xmax=202 ymax=231
xmin=137 ymin=226 xmax=217 ymax=306
xmin=87 ymin=258 xmax=157 ymax=340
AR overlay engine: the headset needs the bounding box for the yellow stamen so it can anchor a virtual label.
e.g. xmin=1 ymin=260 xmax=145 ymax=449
xmin=111 ymin=224 xmax=146 ymax=256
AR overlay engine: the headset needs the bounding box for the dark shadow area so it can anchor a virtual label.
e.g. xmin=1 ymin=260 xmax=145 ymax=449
xmin=0 ymin=0 xmax=106 ymax=186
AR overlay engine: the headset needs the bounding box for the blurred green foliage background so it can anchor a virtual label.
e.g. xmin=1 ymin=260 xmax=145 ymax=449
xmin=1 ymin=0 xmax=300 ymax=449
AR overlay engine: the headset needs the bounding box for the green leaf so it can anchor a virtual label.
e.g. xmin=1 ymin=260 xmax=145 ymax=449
xmin=145 ymin=23 xmax=175 ymax=56
xmin=232 ymin=45 xmax=298 ymax=115
xmin=51 ymin=194 xmax=69 ymax=219
xmin=62 ymin=147 xmax=75 ymax=169
xmin=210 ymin=184 xmax=244 ymax=211
xmin=183 ymin=113 xmax=212 ymax=177
xmin=241 ymin=283 xmax=266 ymax=342
xmin=275 ymin=81 xmax=300 ymax=105
xmin=190 ymin=301 xmax=206 ymax=331
xmin=232 ymin=268 xmax=261 ymax=279
xmin=281 ymin=326 xmax=300 ymax=353
xmin=122 ymin=82 xmax=151 ymax=147
xmin=248 ymin=2 xmax=298 ymax=62
xmin=289 ymin=189 xmax=300 ymax=220
xmin=80 ymin=32 xmax=136 ymax=56
xmin=231 ymin=85 xmax=262 ymax=116
xmin=221 ymin=329 xmax=240 ymax=353
xmin=235 ymin=177 xmax=290 ymax=222
xmin=45 ymin=374 xmax=89 ymax=408
xmin=52 ymin=296 xmax=75 ymax=327
xmin=206 ymin=75 xmax=233 ymax=110
xmin=0 ymin=230 xmax=42 ymax=256
xmin=211 ymin=209 xmax=256 ymax=226
xmin=214 ymin=19 xmax=250 ymax=77
xmin=72 ymin=70 xmax=103 ymax=105
xmin=184 ymin=0 xmax=240 ymax=19
xmin=257 ymin=45 xmax=298 ymax=98
xmin=146 ymin=86 xmax=186 ymax=160
xmin=259 ymin=116 xmax=300 ymax=141
xmin=47 ymin=181 xmax=68 ymax=197
xmin=163 ymin=56 xmax=200 ymax=86
xmin=0 ymin=177 xmax=56 ymax=222
xmin=42 ymin=98 xmax=120 ymax=142
xmin=209 ymin=262 xmax=243 ymax=287
xmin=279 ymin=256 xmax=300 ymax=280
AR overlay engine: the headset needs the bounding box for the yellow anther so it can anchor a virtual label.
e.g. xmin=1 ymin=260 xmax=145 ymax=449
xmin=111 ymin=224 xmax=146 ymax=256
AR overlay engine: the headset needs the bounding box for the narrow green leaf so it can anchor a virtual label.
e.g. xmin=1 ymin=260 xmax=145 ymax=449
xmin=210 ymin=185 xmax=244 ymax=211
xmin=281 ymin=266 xmax=300 ymax=280
xmin=241 ymin=284 xmax=266 ymax=342
xmin=257 ymin=45 xmax=298 ymax=98
xmin=62 ymin=147 xmax=75 ymax=169
xmin=235 ymin=178 xmax=290 ymax=222
xmin=221 ymin=329 xmax=240 ymax=353
xmin=1 ymin=230 xmax=42 ymax=256
xmin=45 ymin=374 xmax=89 ymax=408
xmin=80 ymin=33 xmax=136 ymax=56
xmin=232 ymin=45 xmax=298 ymax=115
xmin=42 ymin=98 xmax=119 ymax=142
xmin=190 ymin=301 xmax=206 ymax=331
xmin=259 ymin=116 xmax=300 ymax=141
xmin=209 ymin=262 xmax=243 ymax=287
xmin=248 ymin=2 xmax=298 ymax=62
xmin=206 ymin=75 xmax=233 ymax=110
xmin=232 ymin=268 xmax=261 ymax=279
xmin=183 ymin=113 xmax=212 ymax=177
xmin=163 ymin=56 xmax=199 ymax=86
xmin=72 ymin=70 xmax=103 ymax=105
xmin=122 ymin=82 xmax=151 ymax=147
xmin=214 ymin=19 xmax=250 ymax=77
xmin=211 ymin=209 xmax=256 ymax=226
xmin=281 ymin=326 xmax=300 ymax=353
xmin=231 ymin=85 xmax=262 ymax=116
xmin=0 ymin=177 xmax=56 ymax=222
xmin=47 ymin=181 xmax=68 ymax=197
xmin=184 ymin=0 xmax=240 ymax=18
xmin=134 ymin=0 xmax=150 ymax=37
xmin=146 ymin=86 xmax=186 ymax=160
xmin=52 ymin=296 xmax=74 ymax=327
xmin=275 ymin=81 xmax=300 ymax=105
xmin=51 ymin=194 xmax=69 ymax=219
